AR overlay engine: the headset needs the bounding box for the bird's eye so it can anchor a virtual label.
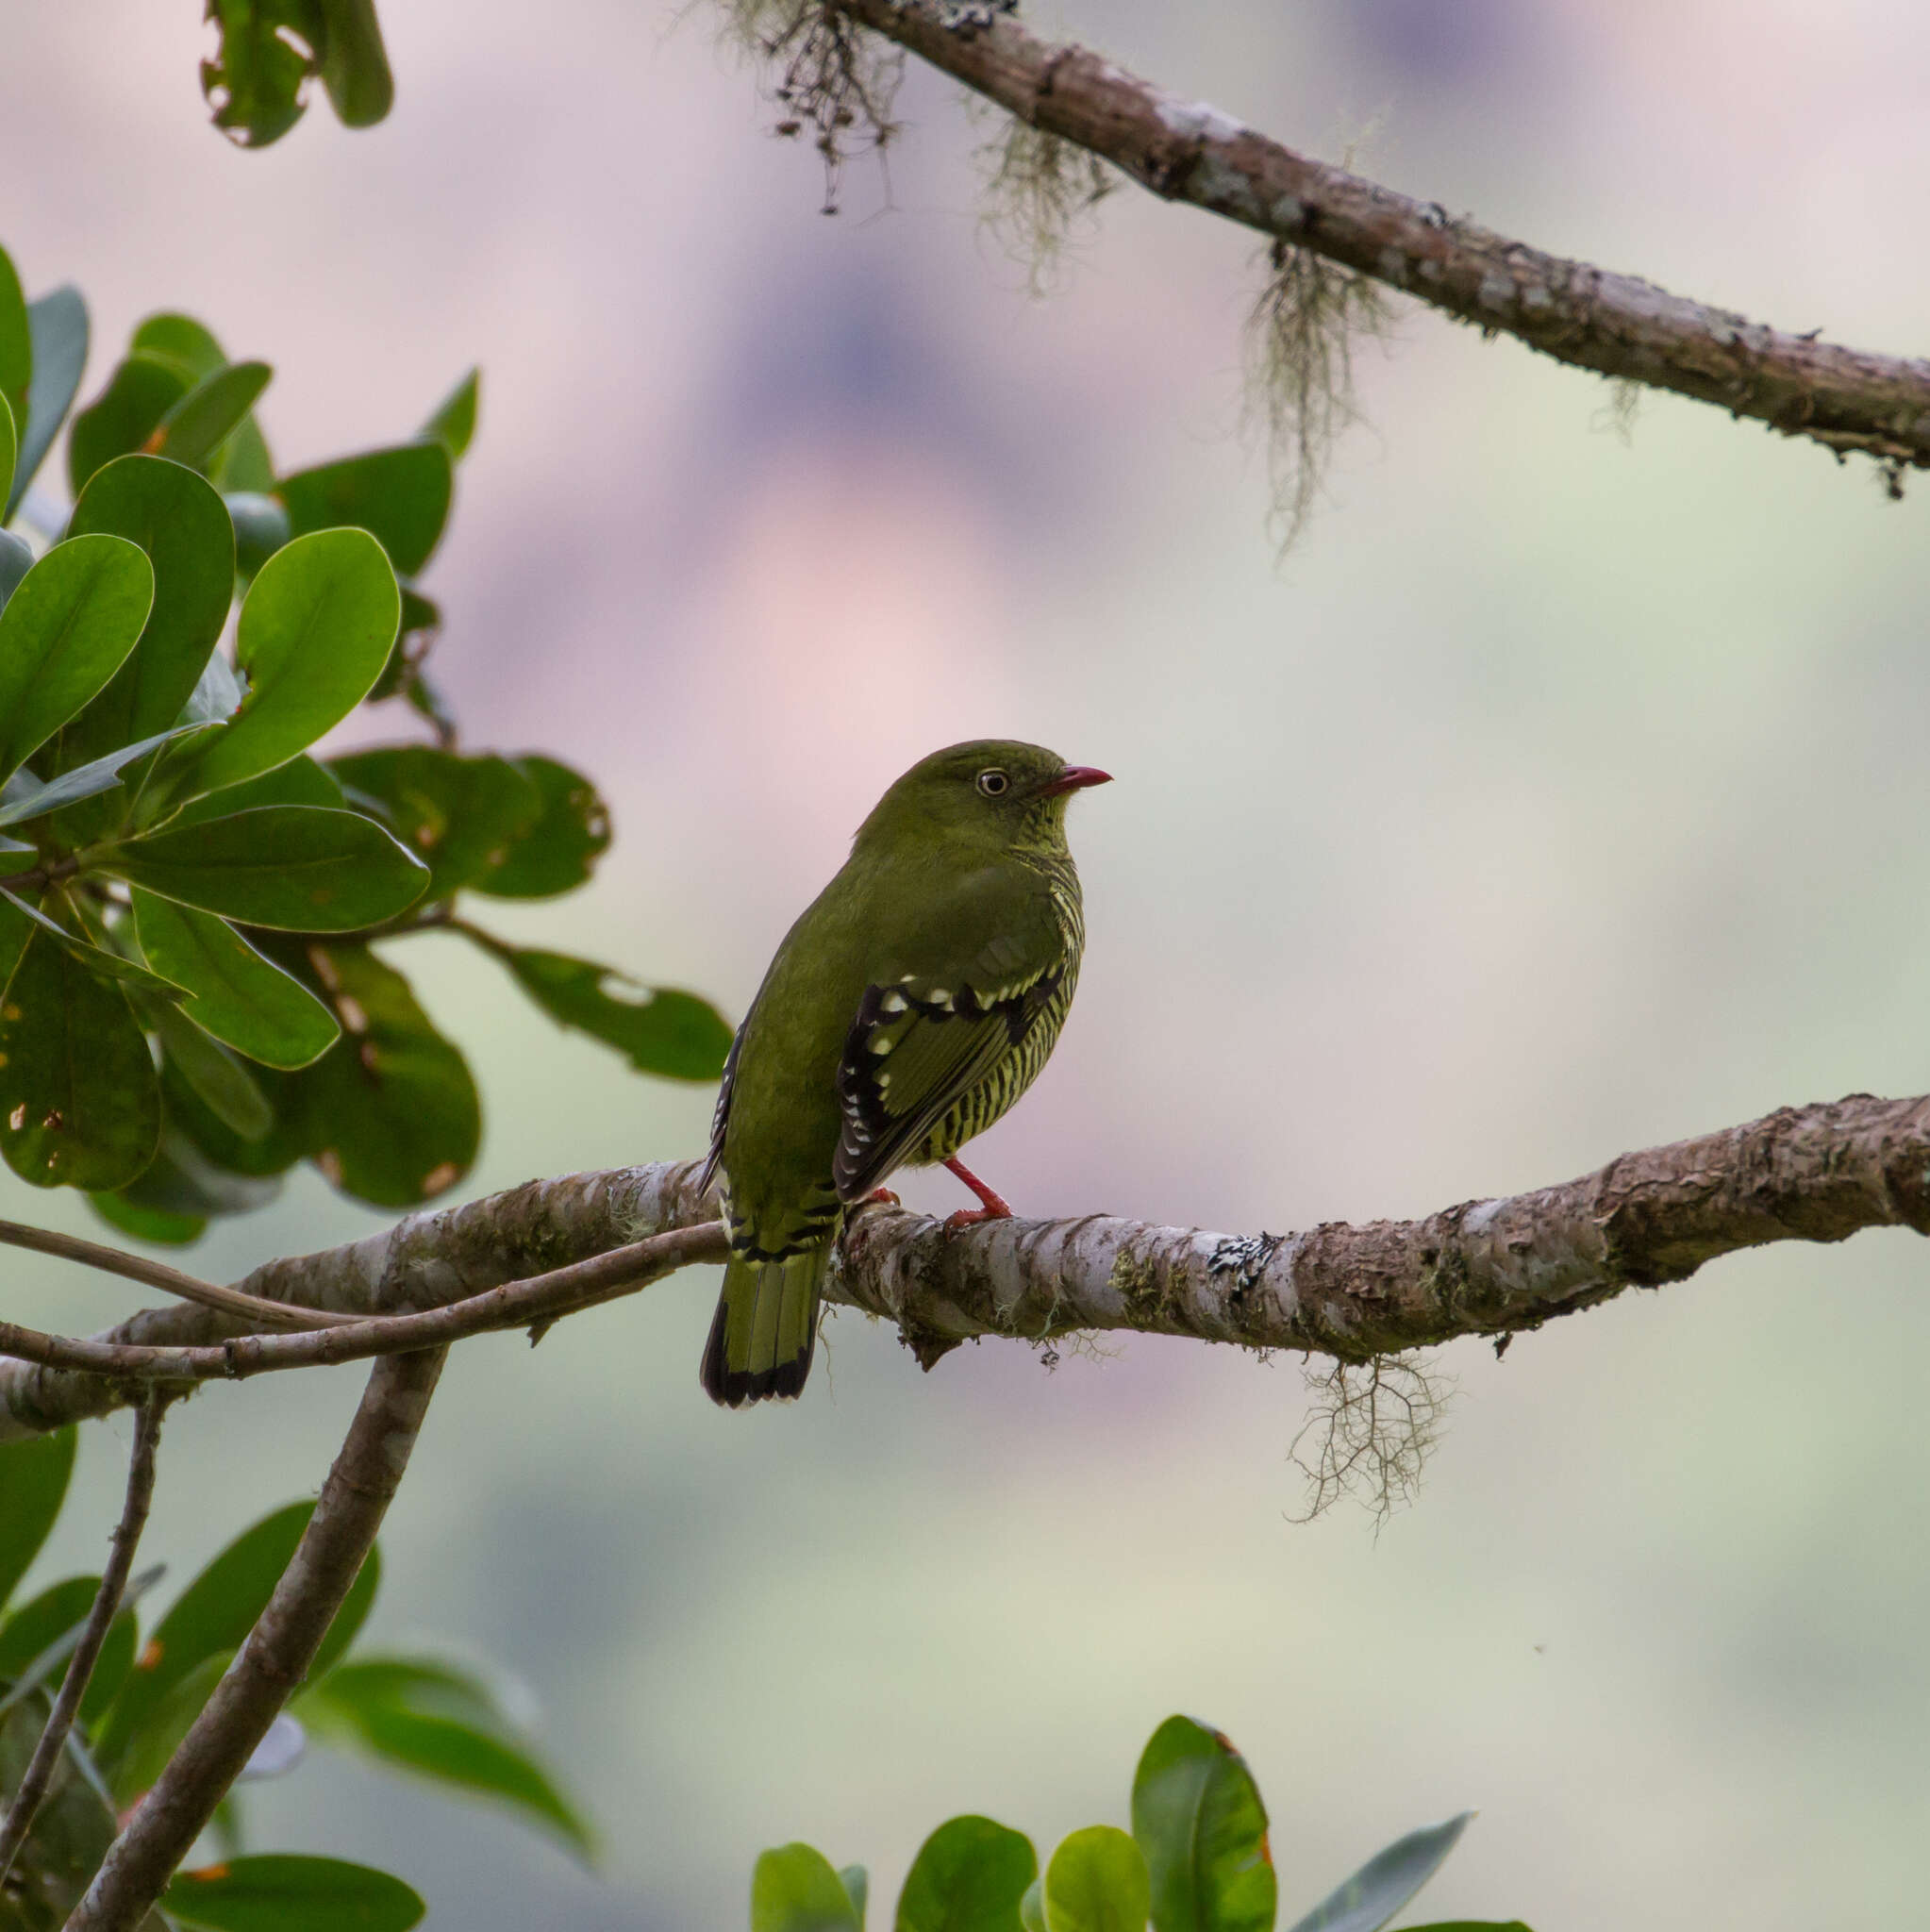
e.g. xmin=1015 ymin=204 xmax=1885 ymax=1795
xmin=975 ymin=769 xmax=1010 ymax=797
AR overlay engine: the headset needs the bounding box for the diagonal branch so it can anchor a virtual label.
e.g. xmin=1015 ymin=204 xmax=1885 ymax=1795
xmin=3 ymin=1092 xmax=1926 ymax=1438
xmin=0 ymin=1390 xmax=165 ymax=1888
xmin=825 ymin=0 xmax=1930 ymax=479
xmin=68 ymin=1348 xmax=445 ymax=1932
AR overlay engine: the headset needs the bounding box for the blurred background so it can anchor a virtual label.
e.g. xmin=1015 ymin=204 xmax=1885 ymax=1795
xmin=6 ymin=0 xmax=1930 ymax=1924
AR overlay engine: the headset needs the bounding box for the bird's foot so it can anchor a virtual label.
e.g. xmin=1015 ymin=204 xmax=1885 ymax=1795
xmin=942 ymin=1203 xmax=1011 ymax=1233
xmin=941 ymin=1156 xmax=1013 ymax=1232
xmin=862 ymin=1187 xmax=901 ymax=1208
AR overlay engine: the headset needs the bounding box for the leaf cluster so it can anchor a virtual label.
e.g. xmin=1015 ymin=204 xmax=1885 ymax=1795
xmin=0 ymin=1426 xmax=590 ymax=1928
xmin=0 ymin=243 xmax=731 ymax=1244
xmin=753 ymin=1714 xmax=1526 ymax=1932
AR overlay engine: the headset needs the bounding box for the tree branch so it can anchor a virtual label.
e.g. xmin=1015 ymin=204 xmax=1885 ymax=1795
xmin=0 ymin=1391 xmax=165 ymax=1888
xmin=68 ymin=1348 xmax=444 ymax=1932
xmin=824 ymin=0 xmax=1930 ymax=478
xmin=0 ymin=1221 xmax=726 ymax=1386
xmin=4 ymin=1094 xmax=1927 ymax=1439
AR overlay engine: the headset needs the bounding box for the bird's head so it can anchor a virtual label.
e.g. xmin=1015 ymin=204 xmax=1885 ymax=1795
xmin=854 ymin=740 xmax=1111 ymax=858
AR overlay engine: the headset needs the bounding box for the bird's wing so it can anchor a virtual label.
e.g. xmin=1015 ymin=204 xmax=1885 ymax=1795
xmin=832 ymin=903 xmax=1069 ymax=1203
xmin=695 ymin=1019 xmax=744 ymax=1197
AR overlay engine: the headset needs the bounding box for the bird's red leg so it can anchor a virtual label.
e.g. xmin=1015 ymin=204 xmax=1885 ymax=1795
xmin=862 ymin=1188 xmax=900 ymax=1207
xmin=941 ymin=1156 xmax=1014 ymax=1231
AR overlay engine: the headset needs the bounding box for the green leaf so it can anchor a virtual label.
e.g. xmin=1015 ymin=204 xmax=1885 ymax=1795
xmin=150 ymin=361 xmax=273 ymax=473
xmin=225 ymin=491 xmax=291 ymax=579
xmin=96 ymin=1500 xmax=316 ymax=1775
xmin=111 ymin=1125 xmax=283 ymax=1221
xmin=1020 ymin=1883 xmax=1047 ymax=1932
xmin=160 ymin=1050 xmax=305 ymax=1181
xmin=131 ymin=313 xmax=226 ymax=383
xmin=171 ymin=526 xmax=399 ymax=801
xmin=0 ymin=530 xmax=32 ymax=611
xmin=203 ymin=0 xmax=322 ymax=147
xmin=0 ymin=246 xmax=29 ymax=415
xmin=1283 ymin=1817 xmax=1473 ymax=1932
xmin=132 ymin=890 xmax=340 ymax=1067
xmin=896 ymin=1815 xmax=1038 ymax=1932
xmin=277 ymin=441 xmax=453 ymax=577
xmin=67 ymin=354 xmax=193 ymax=494
xmin=480 ymin=940 xmax=733 ymax=1081
xmin=65 ymin=457 xmax=235 ymax=764
xmin=329 ymin=745 xmax=541 ymax=896
xmin=0 ymin=387 xmax=15 ymax=511
xmin=0 ymin=724 xmax=201 ymax=830
xmin=0 ymin=1426 xmax=76 ymax=1611
xmin=0 ymin=924 xmax=159 ymax=1190
xmin=1394 ymin=1924 xmax=1534 ymax=1931
xmin=420 ymin=369 xmax=478 ymax=460
xmin=0 ymin=532 xmax=155 ymax=784
xmin=841 ymin=1866 xmax=870 ymax=1928
xmin=8 ymin=286 xmax=89 ymax=520
xmin=111 ymin=1647 xmax=232 ymax=1800
xmin=0 ymin=1680 xmax=122 ymax=1924
xmin=90 ymin=1188 xmax=208 ymax=1245
xmin=754 ymin=1843 xmax=863 ymax=1932
xmin=0 ymin=1572 xmax=150 ymax=1729
xmin=275 ymin=941 xmax=479 ymax=1205
xmin=174 ymin=751 xmax=342 ymax=827
xmin=469 ymin=753 xmax=611 ymax=899
xmin=149 ymin=1000 xmax=275 ymax=1141
xmin=213 ymin=410 xmax=276 ymax=494
xmin=1132 ymin=1717 xmax=1275 ymax=1932
xmin=164 ymin=1855 xmax=424 ymax=1932
xmin=317 ymin=0 xmax=395 ymax=126
xmin=300 ymin=1655 xmax=592 ymax=1857
xmin=3 ymin=886 xmax=191 ymax=1001
xmin=1042 ymin=1827 xmax=1151 ymax=1932
xmin=102 ymin=805 xmax=429 ymax=931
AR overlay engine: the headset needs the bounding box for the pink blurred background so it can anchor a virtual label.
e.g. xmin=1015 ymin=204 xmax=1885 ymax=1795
xmin=6 ymin=1 xmax=1930 ymax=1924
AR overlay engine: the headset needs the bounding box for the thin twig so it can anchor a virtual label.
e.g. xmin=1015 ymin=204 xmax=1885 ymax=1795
xmin=0 ymin=1221 xmax=728 ymax=1385
xmin=0 ymin=1389 xmax=166 ymax=1886
xmin=0 ymin=1220 xmax=360 ymax=1331
xmin=70 ymin=1348 xmax=446 ymax=1932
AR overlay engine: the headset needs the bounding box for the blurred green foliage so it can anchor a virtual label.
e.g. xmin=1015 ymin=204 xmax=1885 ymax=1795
xmin=0 ymin=239 xmax=732 ymax=1245
xmin=200 ymin=0 xmax=395 ymax=148
xmin=0 ymin=1427 xmax=588 ymax=1927
xmin=753 ymin=1716 xmax=1524 ymax=1932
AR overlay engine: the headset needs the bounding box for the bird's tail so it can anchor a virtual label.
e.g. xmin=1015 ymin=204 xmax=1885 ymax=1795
xmin=700 ymin=1246 xmax=828 ymax=1407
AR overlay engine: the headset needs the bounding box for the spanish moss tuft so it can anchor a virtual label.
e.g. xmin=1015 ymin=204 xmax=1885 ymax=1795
xmin=975 ymin=112 xmax=1115 ymax=295
xmin=1245 ymin=239 xmax=1397 ymax=554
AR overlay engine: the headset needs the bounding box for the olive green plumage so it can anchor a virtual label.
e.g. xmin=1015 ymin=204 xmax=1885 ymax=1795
xmin=699 ymin=740 xmax=1107 ymax=1407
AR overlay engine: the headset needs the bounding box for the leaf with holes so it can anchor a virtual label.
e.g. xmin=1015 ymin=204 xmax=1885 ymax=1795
xmin=330 ymin=745 xmax=541 ymax=896
xmin=0 ymin=924 xmax=159 ymax=1191
xmin=274 ymin=941 xmax=480 ymax=1207
xmin=469 ymin=754 xmax=611 ymax=899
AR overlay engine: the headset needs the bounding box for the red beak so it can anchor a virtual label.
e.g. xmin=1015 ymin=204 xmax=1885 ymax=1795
xmin=1038 ymin=765 xmax=1112 ymax=799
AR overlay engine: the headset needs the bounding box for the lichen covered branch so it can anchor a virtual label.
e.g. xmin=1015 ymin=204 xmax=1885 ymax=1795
xmin=819 ymin=0 xmax=1930 ymax=484
xmin=4 ymin=1095 xmax=1926 ymax=1439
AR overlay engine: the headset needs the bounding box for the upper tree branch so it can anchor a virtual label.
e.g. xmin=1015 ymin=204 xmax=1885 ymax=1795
xmin=829 ymin=0 xmax=1930 ymax=476
xmin=69 ymin=1349 xmax=445 ymax=1932
xmin=3 ymin=1093 xmax=1926 ymax=1438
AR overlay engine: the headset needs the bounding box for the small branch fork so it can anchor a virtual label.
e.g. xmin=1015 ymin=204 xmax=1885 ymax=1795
xmin=826 ymin=0 xmax=1930 ymax=480
xmin=0 ymin=1390 xmax=166 ymax=1890
xmin=69 ymin=1349 xmax=446 ymax=1932
xmin=2 ymin=1091 xmax=1927 ymax=1437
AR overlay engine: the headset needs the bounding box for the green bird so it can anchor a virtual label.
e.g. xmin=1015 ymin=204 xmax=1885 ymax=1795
xmin=699 ymin=740 xmax=1111 ymax=1407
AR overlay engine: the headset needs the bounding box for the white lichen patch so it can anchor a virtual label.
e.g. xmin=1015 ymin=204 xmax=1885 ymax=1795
xmin=1155 ymin=95 xmax=1246 ymax=144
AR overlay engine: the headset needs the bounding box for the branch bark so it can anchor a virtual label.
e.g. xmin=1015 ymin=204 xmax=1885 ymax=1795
xmin=5 ymin=1093 xmax=1927 ymax=1439
xmin=0 ymin=1391 xmax=164 ymax=1888
xmin=67 ymin=1348 xmax=444 ymax=1932
xmin=826 ymin=0 xmax=1930 ymax=477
